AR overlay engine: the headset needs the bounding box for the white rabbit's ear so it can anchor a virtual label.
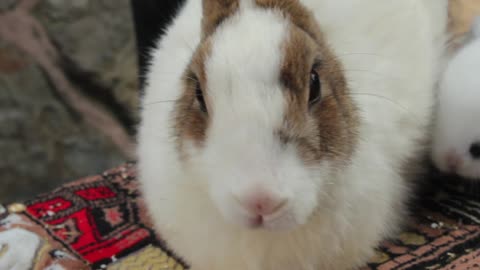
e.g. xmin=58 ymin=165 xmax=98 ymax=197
xmin=201 ymin=0 xmax=239 ymax=39
xmin=472 ymin=16 xmax=480 ymax=38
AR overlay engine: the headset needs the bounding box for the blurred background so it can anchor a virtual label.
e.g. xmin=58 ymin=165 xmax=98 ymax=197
xmin=0 ymin=0 xmax=478 ymax=203
xmin=0 ymin=0 xmax=183 ymax=203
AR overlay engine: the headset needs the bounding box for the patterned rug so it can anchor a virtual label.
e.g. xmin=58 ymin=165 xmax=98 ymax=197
xmin=0 ymin=163 xmax=479 ymax=270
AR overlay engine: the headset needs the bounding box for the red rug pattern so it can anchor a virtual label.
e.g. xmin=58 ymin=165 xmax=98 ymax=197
xmin=0 ymin=163 xmax=479 ymax=269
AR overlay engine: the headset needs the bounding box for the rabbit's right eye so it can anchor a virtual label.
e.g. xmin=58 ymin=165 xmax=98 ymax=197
xmin=195 ymin=81 xmax=208 ymax=114
xmin=309 ymin=68 xmax=322 ymax=106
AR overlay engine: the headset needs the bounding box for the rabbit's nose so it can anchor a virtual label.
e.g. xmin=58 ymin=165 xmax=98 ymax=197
xmin=238 ymin=192 xmax=288 ymax=216
xmin=470 ymin=143 xmax=480 ymax=159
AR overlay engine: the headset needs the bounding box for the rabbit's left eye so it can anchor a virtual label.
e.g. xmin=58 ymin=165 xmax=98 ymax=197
xmin=309 ymin=68 xmax=322 ymax=106
xmin=195 ymin=80 xmax=207 ymax=114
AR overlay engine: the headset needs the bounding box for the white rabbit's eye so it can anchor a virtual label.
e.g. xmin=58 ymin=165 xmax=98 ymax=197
xmin=309 ymin=68 xmax=322 ymax=106
xmin=470 ymin=142 xmax=480 ymax=159
xmin=195 ymin=81 xmax=208 ymax=113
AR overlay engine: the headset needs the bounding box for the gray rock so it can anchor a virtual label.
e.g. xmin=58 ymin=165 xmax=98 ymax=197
xmin=34 ymin=0 xmax=139 ymax=120
xmin=0 ymin=0 xmax=15 ymax=11
xmin=0 ymin=0 xmax=136 ymax=203
xmin=0 ymin=54 xmax=127 ymax=202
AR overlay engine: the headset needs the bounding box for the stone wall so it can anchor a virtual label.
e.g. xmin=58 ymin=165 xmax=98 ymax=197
xmin=0 ymin=0 xmax=138 ymax=203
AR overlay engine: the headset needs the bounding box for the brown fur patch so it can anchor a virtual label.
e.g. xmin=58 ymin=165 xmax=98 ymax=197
xmin=264 ymin=0 xmax=359 ymax=164
xmin=202 ymin=0 xmax=240 ymax=39
xmin=175 ymin=0 xmax=239 ymax=159
xmin=255 ymin=0 xmax=323 ymax=42
xmin=448 ymin=0 xmax=480 ymax=51
xmin=173 ymin=41 xmax=212 ymax=158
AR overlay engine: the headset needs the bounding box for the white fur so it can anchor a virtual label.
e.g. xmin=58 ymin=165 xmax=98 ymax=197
xmin=432 ymin=26 xmax=480 ymax=179
xmin=203 ymin=10 xmax=319 ymax=229
xmin=138 ymin=1 xmax=448 ymax=269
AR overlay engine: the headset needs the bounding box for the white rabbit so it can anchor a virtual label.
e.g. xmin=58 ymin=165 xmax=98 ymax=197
xmin=432 ymin=17 xmax=480 ymax=180
xmin=138 ymin=0 xmax=448 ymax=269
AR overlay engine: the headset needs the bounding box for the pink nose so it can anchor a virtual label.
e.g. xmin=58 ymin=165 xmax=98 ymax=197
xmin=240 ymin=193 xmax=288 ymax=216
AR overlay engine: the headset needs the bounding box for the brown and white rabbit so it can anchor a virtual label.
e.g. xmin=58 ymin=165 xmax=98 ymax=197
xmin=138 ymin=0 xmax=448 ymax=269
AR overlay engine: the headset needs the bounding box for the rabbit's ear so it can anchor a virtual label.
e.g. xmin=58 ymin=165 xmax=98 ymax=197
xmin=201 ymin=0 xmax=240 ymax=39
xmin=472 ymin=16 xmax=480 ymax=38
